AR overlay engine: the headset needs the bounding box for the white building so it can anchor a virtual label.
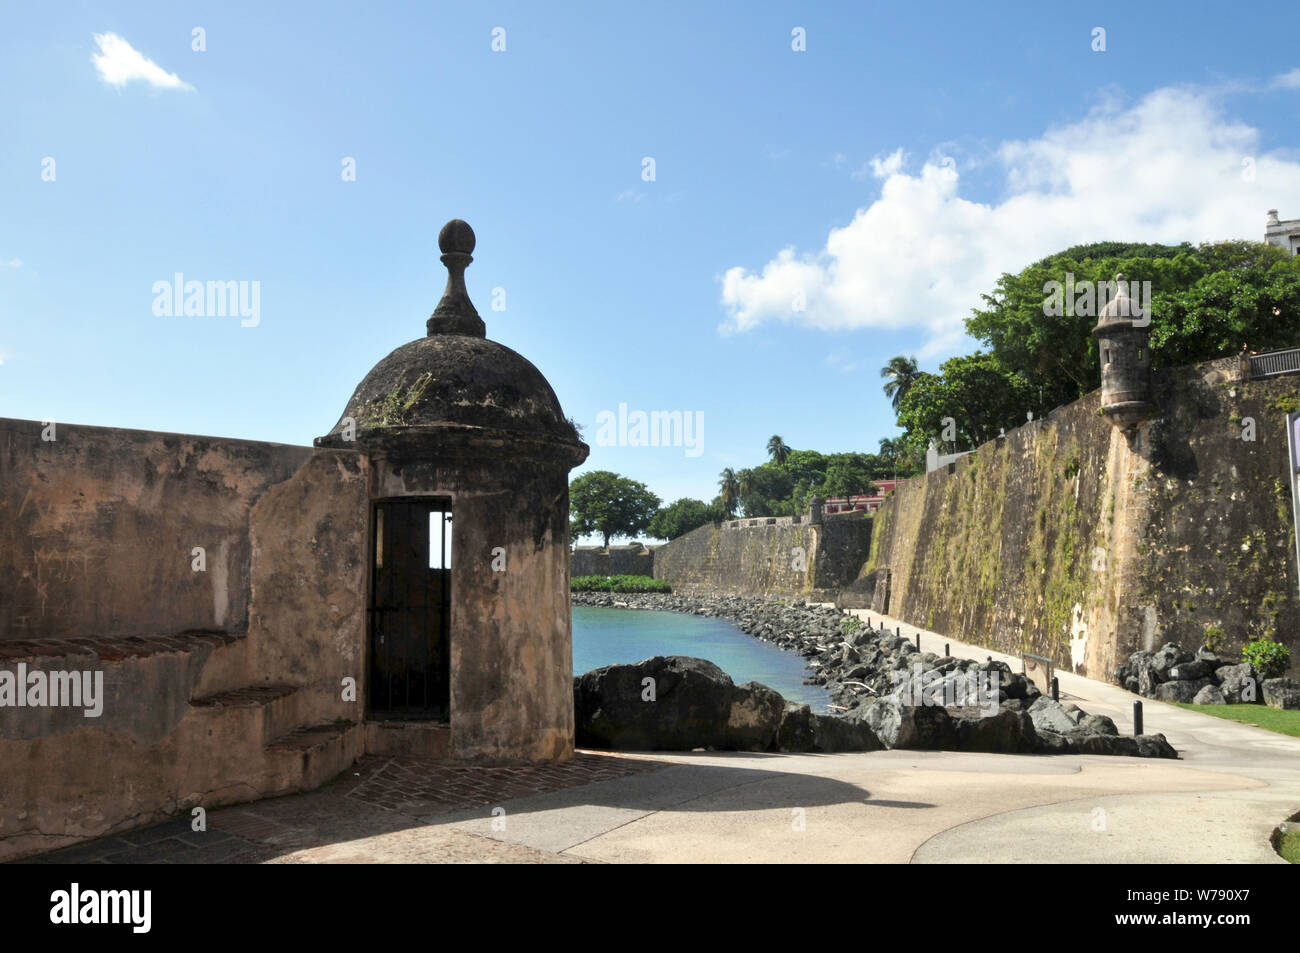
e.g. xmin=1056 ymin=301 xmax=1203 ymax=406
xmin=1266 ymin=209 xmax=1300 ymax=256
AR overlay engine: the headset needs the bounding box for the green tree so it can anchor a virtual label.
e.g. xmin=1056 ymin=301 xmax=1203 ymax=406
xmin=881 ymin=355 xmax=921 ymax=411
xmin=965 ymin=239 xmax=1300 ymax=413
xmin=766 ymin=435 xmax=791 ymax=467
xmin=569 ymin=471 xmax=660 ymax=548
xmin=736 ymin=463 xmax=794 ymax=517
xmin=647 ymin=498 xmax=725 ymax=540
xmin=896 ymin=353 xmax=1035 ymax=451
xmin=717 ymin=468 xmax=740 ymax=518
xmin=821 ymin=454 xmax=880 ymax=499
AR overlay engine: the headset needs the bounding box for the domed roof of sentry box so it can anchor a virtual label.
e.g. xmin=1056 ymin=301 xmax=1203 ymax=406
xmin=315 ymin=219 xmax=588 ymax=464
xmin=1091 ymin=273 xmax=1146 ymax=334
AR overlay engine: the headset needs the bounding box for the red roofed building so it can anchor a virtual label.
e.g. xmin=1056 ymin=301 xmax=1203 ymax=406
xmin=821 ymin=480 xmax=899 ymax=515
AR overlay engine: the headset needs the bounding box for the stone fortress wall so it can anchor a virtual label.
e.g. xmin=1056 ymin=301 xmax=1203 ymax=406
xmin=861 ymin=359 xmax=1300 ymax=680
xmin=571 ymin=545 xmax=654 ymax=577
xmin=650 ymin=511 xmax=873 ymax=600
xmin=0 ymin=418 xmax=370 ymax=861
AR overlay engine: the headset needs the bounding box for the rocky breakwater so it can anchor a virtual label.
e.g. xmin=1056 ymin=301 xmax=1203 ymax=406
xmin=1116 ymin=642 xmax=1300 ymax=710
xmin=572 ymin=592 xmax=1177 ymax=757
xmin=574 ymin=655 xmax=881 ymax=753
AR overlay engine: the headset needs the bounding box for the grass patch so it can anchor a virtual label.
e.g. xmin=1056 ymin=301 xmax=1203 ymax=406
xmin=1171 ymin=702 xmax=1300 ymax=737
xmin=571 ymin=574 xmax=671 ymax=593
xmin=1277 ymin=826 xmax=1300 ymax=865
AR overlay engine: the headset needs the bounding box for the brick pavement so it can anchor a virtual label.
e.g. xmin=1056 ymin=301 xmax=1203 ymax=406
xmin=21 ymin=751 xmax=666 ymax=865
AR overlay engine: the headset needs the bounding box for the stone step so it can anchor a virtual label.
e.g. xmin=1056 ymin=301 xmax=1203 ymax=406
xmin=364 ymin=720 xmax=452 ymax=759
xmin=190 ymin=683 xmax=300 ymax=743
xmin=188 ymin=631 xmax=256 ymax=697
xmin=264 ymin=721 xmax=363 ymax=792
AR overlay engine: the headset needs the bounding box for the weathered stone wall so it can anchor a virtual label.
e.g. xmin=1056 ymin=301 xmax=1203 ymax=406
xmin=652 ymin=514 xmax=871 ymax=599
xmin=0 ymin=418 xmax=369 ymax=860
xmin=571 ymin=546 xmax=654 ymax=577
xmin=1 ymin=418 xmax=325 ymax=641
xmin=864 ymin=362 xmax=1300 ymax=680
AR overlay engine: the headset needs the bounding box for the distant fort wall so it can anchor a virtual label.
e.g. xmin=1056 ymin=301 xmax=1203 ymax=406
xmin=572 ymin=546 xmax=654 ymax=577
xmin=861 ymin=358 xmax=1300 ymax=680
xmin=650 ymin=511 xmax=872 ymax=600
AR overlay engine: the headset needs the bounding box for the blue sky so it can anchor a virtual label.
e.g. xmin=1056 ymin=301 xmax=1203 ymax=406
xmin=3 ymin=2 xmax=1300 ymax=526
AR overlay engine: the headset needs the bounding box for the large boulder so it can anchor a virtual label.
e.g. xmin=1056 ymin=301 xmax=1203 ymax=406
xmin=1215 ymin=663 xmax=1257 ymax=704
xmin=1138 ymin=665 xmax=1161 ymax=698
xmin=1192 ymin=684 xmax=1227 ymax=705
xmin=1154 ymin=678 xmax=1212 ymax=704
xmin=1027 ymin=697 xmax=1077 ymax=734
xmin=1167 ymin=659 xmax=1211 ymax=681
xmin=1262 ymin=678 xmax=1300 ymax=711
xmin=950 ymin=706 xmax=1038 ymax=753
xmin=1150 ymin=643 xmax=1192 ymax=679
xmin=857 ymin=695 xmax=956 ymax=750
xmin=811 ymin=711 xmax=884 ymax=752
xmin=1034 ymin=728 xmax=1072 ymax=754
xmin=1126 ymin=650 xmax=1155 ymax=686
xmin=727 ymin=681 xmax=786 ymax=750
xmin=776 ymin=703 xmax=882 ymax=752
xmin=776 ymin=702 xmax=816 ymax=751
xmin=1077 ymin=713 xmax=1119 ymax=735
xmin=1135 ymin=734 xmax=1179 ymax=759
xmin=574 ymin=656 xmax=737 ymax=750
xmin=1194 ymin=646 xmax=1222 ymax=666
xmin=1067 ymin=730 xmax=1140 ymax=757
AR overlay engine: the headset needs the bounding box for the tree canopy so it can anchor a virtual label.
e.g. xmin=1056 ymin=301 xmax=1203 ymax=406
xmin=886 ymin=238 xmax=1300 ymax=458
xmin=569 ymin=470 xmax=660 ymax=548
xmin=646 ymin=497 xmax=726 ymax=540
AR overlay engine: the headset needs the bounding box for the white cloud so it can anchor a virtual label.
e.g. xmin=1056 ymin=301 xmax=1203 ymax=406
xmin=868 ymin=148 xmax=907 ymax=179
xmin=720 ymin=86 xmax=1300 ymax=357
xmin=1 ymin=258 xmax=21 ymax=269
xmin=91 ymin=32 xmax=193 ymax=91
xmin=1272 ymin=68 xmax=1300 ymax=90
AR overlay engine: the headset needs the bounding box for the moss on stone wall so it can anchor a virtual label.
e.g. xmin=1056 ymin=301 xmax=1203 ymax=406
xmin=867 ymin=365 xmax=1300 ymax=681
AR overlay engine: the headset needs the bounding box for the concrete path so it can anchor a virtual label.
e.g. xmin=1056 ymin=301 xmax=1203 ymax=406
xmin=404 ymin=611 xmax=1298 ymax=863
xmin=25 ymin=612 xmax=1300 ymax=864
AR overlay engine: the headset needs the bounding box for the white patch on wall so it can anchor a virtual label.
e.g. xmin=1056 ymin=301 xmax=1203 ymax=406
xmin=1141 ymin=605 xmax=1158 ymax=652
xmin=1069 ymin=603 xmax=1088 ymax=672
xmin=212 ymin=539 xmax=230 ymax=628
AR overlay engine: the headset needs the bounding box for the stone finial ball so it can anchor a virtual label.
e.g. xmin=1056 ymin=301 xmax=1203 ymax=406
xmin=439 ymin=219 xmax=476 ymax=255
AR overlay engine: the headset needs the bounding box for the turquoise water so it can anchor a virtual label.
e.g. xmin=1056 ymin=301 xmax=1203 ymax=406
xmin=572 ymin=605 xmax=833 ymax=709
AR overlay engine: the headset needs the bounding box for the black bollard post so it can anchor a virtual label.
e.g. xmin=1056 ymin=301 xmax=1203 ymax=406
xmin=1051 ymin=676 xmax=1059 ymax=702
xmin=916 ymin=634 xmax=921 ymax=653
xmin=1133 ymin=700 xmax=1143 ymax=737
xmin=896 ymin=625 xmax=901 ymax=637
xmin=945 ymin=642 xmax=950 ymax=657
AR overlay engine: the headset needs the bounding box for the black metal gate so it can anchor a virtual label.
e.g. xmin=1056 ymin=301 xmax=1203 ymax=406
xmin=368 ymin=499 xmax=451 ymax=720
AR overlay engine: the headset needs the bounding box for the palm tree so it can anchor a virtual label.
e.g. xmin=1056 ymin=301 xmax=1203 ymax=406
xmin=766 ymin=435 xmax=790 ymax=467
xmin=718 ymin=468 xmax=740 ymax=517
xmin=881 ymin=355 xmax=920 ymax=412
xmin=737 ymin=468 xmax=754 ymax=498
xmin=878 ymin=436 xmax=904 ymax=482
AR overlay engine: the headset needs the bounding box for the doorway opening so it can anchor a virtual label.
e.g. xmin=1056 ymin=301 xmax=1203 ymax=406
xmin=368 ymin=498 xmax=452 ymax=720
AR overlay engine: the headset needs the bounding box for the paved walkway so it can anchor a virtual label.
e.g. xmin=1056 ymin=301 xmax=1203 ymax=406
xmin=19 ymin=612 xmax=1300 ymax=864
